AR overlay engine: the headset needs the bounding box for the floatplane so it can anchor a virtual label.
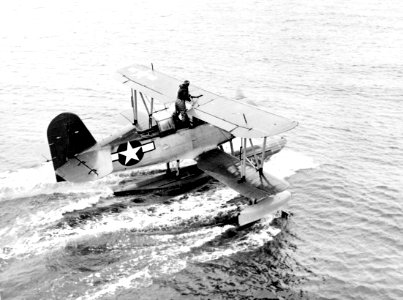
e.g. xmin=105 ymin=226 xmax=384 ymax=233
xmin=47 ymin=64 xmax=298 ymax=226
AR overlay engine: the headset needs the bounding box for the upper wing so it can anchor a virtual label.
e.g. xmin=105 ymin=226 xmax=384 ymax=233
xmin=188 ymin=97 xmax=298 ymax=138
xmin=117 ymin=64 xmax=297 ymax=138
xmin=116 ymin=64 xmax=181 ymax=105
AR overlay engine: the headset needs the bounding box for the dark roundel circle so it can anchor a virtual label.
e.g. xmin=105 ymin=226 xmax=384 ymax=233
xmin=116 ymin=140 xmax=144 ymax=166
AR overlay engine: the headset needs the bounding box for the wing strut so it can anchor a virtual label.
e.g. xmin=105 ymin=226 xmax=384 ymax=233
xmin=249 ymin=139 xmax=259 ymax=168
xmin=139 ymin=92 xmax=150 ymax=116
xmin=240 ymin=138 xmax=247 ymax=182
xmin=131 ymin=89 xmax=138 ymax=125
xmin=260 ymin=137 xmax=267 ymax=174
xmin=138 ymin=91 xmax=156 ymax=129
xmin=238 ymin=137 xmax=272 ymax=178
xmin=248 ymin=137 xmax=267 ymax=174
xmin=150 ymin=97 xmax=154 ymax=128
xmin=229 ymin=139 xmax=235 ymax=155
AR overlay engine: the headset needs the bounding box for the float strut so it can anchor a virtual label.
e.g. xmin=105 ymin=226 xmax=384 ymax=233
xmin=230 ymin=140 xmax=234 ymax=156
xmin=176 ymin=160 xmax=180 ymax=176
xmin=259 ymin=137 xmax=267 ymax=175
xmin=238 ymin=138 xmax=247 ymax=183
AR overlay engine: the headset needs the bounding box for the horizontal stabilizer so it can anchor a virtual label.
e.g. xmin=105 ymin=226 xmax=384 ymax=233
xmin=56 ymin=148 xmax=113 ymax=182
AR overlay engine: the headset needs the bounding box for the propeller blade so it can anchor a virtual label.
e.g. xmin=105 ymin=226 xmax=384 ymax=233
xmin=235 ymin=87 xmax=258 ymax=106
xmin=235 ymin=88 xmax=246 ymax=100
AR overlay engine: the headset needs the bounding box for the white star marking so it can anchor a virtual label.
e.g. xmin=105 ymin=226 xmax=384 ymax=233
xmin=120 ymin=142 xmax=142 ymax=165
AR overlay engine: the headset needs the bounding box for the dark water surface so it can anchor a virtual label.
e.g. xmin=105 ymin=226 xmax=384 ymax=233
xmin=1 ymin=0 xmax=402 ymax=299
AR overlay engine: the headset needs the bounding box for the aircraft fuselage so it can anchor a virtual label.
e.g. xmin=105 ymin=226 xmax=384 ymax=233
xmin=109 ymin=124 xmax=233 ymax=172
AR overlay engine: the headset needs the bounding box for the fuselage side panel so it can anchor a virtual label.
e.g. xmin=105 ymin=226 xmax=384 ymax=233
xmin=110 ymin=124 xmax=232 ymax=172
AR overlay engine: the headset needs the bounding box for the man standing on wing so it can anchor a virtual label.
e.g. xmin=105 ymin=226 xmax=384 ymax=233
xmin=175 ymin=80 xmax=202 ymax=127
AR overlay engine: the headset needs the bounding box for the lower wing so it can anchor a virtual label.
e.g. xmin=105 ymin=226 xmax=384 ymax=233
xmin=196 ymin=148 xmax=291 ymax=226
xmin=196 ymin=148 xmax=288 ymax=198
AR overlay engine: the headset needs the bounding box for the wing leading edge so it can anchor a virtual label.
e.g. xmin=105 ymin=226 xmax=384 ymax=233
xmin=117 ymin=64 xmax=297 ymax=138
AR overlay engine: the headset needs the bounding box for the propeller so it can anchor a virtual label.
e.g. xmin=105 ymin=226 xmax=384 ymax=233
xmin=235 ymin=88 xmax=246 ymax=100
xmin=234 ymin=87 xmax=258 ymax=106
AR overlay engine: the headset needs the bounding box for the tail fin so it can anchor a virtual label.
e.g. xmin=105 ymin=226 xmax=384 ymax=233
xmin=47 ymin=113 xmax=112 ymax=182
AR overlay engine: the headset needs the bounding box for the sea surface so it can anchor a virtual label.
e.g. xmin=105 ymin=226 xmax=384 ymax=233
xmin=0 ymin=0 xmax=402 ymax=299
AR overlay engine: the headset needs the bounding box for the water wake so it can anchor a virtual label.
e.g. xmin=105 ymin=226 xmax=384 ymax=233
xmin=0 ymin=149 xmax=316 ymax=299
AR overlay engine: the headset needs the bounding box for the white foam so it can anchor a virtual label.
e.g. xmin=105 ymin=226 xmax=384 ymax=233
xmin=0 ymin=162 xmax=113 ymax=201
xmin=0 ymin=147 xmax=315 ymax=202
xmin=0 ymin=163 xmax=55 ymax=201
xmin=74 ymin=218 xmax=284 ymax=300
xmin=73 ymin=190 xmax=285 ymax=299
xmin=75 ymin=225 xmax=230 ymax=299
xmin=0 ymin=148 xmax=315 ymax=281
xmin=0 ymin=148 xmax=312 ymax=260
xmin=77 ymin=225 xmax=236 ymax=299
xmin=264 ymin=148 xmax=318 ymax=179
xmin=79 ymin=268 xmax=153 ymax=300
xmin=0 ymin=193 xmax=108 ymax=260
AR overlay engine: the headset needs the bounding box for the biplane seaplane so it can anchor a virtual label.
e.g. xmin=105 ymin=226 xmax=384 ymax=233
xmin=47 ymin=64 xmax=298 ymax=226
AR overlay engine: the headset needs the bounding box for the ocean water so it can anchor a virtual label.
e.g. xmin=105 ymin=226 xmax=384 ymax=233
xmin=0 ymin=0 xmax=402 ymax=299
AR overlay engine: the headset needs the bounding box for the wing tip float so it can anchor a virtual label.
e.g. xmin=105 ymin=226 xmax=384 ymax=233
xmin=238 ymin=190 xmax=291 ymax=226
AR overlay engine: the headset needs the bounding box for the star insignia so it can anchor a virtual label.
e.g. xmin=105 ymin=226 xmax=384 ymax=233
xmin=117 ymin=141 xmax=144 ymax=166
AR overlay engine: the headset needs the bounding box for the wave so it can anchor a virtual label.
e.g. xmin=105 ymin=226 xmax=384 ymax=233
xmin=264 ymin=148 xmax=319 ymax=179
xmin=51 ymin=218 xmax=286 ymax=300
xmin=0 ymin=149 xmax=317 ymax=262
xmin=0 ymin=163 xmax=114 ymax=202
